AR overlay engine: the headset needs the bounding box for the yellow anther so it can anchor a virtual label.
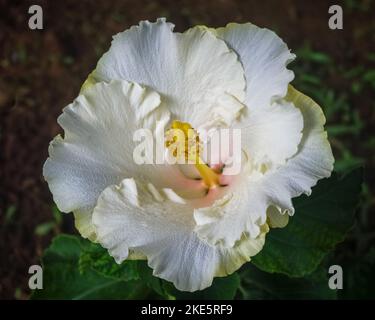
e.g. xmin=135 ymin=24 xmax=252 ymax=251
xmin=165 ymin=120 xmax=220 ymax=188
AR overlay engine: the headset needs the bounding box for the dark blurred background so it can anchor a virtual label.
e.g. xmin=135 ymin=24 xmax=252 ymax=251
xmin=0 ymin=0 xmax=374 ymax=299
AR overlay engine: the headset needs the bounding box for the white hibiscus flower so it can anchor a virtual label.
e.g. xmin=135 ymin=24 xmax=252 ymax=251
xmin=43 ymin=18 xmax=334 ymax=292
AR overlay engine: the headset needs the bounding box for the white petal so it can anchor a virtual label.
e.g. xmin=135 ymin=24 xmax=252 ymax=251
xmin=92 ymin=178 xmax=266 ymax=292
xmin=214 ymin=23 xmax=302 ymax=167
xmin=91 ymin=19 xmax=246 ymax=127
xmin=267 ymin=206 xmax=289 ymax=228
xmin=256 ymin=85 xmax=335 ymax=211
xmin=240 ymin=98 xmax=303 ymax=167
xmin=194 ymin=175 xmax=266 ymax=248
xmin=73 ymin=208 xmax=97 ymax=241
xmin=215 ymin=22 xmax=295 ymax=109
xmin=194 ymin=86 xmax=334 ymax=247
xmin=43 ymin=79 xmax=175 ymax=215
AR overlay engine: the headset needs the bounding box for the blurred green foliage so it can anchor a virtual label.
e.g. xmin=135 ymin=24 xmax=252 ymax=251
xmin=34 ymin=205 xmax=62 ymax=237
xmin=292 ymin=43 xmax=373 ymax=173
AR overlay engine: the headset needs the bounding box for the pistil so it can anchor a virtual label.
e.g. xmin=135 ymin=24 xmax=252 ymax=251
xmin=166 ymin=120 xmax=220 ymax=188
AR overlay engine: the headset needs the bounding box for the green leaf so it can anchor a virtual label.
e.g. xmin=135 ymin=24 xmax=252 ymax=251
xmin=164 ymin=273 xmax=241 ymax=300
xmin=238 ymin=263 xmax=337 ymax=300
xmin=137 ymin=261 xmax=174 ymax=299
xmin=327 ymin=124 xmax=361 ymax=136
xmin=35 ymin=222 xmax=56 ymax=236
xmin=31 ymin=235 xmax=149 ymax=299
xmin=343 ymin=66 xmax=365 ymax=79
xmin=334 ymin=152 xmax=364 ymax=173
xmin=4 ymin=205 xmax=17 ymax=225
xmin=363 ymin=70 xmax=375 ymax=84
xmin=252 ymin=169 xmax=363 ymax=277
xmin=307 ymin=52 xmax=331 ymax=64
xmin=52 ymin=205 xmax=63 ymax=225
xmin=78 ymin=243 xmax=139 ymax=281
xmin=296 ymin=45 xmax=331 ymax=64
xmin=300 ymin=74 xmax=321 ymax=85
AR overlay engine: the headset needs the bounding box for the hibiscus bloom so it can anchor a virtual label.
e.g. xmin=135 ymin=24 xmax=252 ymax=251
xmin=43 ymin=18 xmax=334 ymax=291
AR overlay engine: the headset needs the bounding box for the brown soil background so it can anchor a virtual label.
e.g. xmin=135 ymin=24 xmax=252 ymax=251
xmin=1 ymin=0 xmax=374 ymax=299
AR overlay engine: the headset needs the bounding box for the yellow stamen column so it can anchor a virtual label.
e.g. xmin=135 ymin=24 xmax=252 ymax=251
xmin=167 ymin=120 xmax=220 ymax=188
